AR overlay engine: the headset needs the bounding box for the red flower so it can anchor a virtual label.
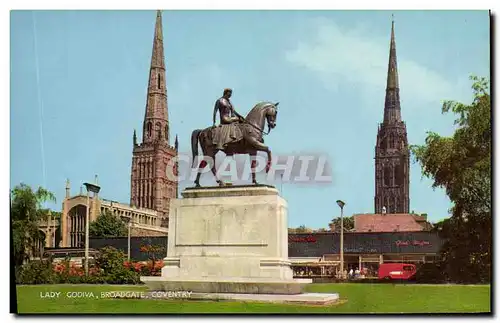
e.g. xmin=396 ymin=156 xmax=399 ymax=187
xmin=154 ymin=261 xmax=164 ymax=270
xmin=134 ymin=262 xmax=143 ymax=272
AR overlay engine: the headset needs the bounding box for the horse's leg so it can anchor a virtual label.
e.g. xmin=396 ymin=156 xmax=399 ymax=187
xmin=205 ymin=146 xmax=225 ymax=187
xmin=194 ymin=134 xmax=221 ymax=187
xmin=194 ymin=134 xmax=207 ymax=188
xmin=249 ymin=151 xmax=258 ymax=185
xmin=194 ymin=161 xmax=204 ymax=188
xmin=212 ymin=151 xmax=225 ymax=187
xmin=245 ymin=138 xmax=272 ymax=183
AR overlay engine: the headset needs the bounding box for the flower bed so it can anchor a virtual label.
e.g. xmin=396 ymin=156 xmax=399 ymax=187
xmin=123 ymin=260 xmax=163 ymax=276
xmin=16 ymin=247 xmax=163 ymax=285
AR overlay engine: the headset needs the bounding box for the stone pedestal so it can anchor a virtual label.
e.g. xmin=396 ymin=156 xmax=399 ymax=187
xmin=141 ymin=185 xmax=312 ymax=295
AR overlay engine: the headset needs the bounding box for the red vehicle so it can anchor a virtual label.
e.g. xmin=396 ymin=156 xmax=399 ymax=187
xmin=378 ymin=263 xmax=417 ymax=280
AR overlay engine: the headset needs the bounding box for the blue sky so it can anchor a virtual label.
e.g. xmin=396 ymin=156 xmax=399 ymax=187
xmin=10 ymin=10 xmax=490 ymax=228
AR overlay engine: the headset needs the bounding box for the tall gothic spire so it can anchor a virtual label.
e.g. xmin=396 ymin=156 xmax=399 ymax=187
xmin=142 ymin=9 xmax=169 ymax=144
xmin=374 ymin=16 xmax=410 ymax=215
xmin=150 ymin=10 xmax=165 ymax=70
xmin=383 ymin=16 xmax=402 ymax=124
xmin=130 ymin=10 xmax=178 ymax=223
xmin=386 ymin=16 xmax=399 ymax=89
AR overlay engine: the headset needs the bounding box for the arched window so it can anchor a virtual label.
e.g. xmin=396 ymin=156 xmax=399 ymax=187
xmin=380 ymin=135 xmax=387 ymax=150
xmin=387 ymin=133 xmax=394 ymax=149
xmin=147 ymin=122 xmax=152 ymax=137
xmin=384 ymin=165 xmax=391 ymax=187
xmin=395 ymin=164 xmax=404 ymax=186
xmin=156 ymin=123 xmax=162 ymax=140
xmin=158 ymin=73 xmax=161 ymax=89
xmin=400 ymin=140 xmax=405 ymax=149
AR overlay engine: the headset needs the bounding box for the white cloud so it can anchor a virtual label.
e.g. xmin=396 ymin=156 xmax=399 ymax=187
xmin=176 ymin=62 xmax=226 ymax=94
xmin=285 ymin=17 xmax=458 ymax=104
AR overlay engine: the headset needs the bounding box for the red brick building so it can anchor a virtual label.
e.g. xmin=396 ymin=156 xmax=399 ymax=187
xmin=354 ymin=213 xmax=433 ymax=233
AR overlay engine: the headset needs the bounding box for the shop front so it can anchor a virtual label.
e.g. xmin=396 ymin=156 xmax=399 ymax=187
xmin=288 ymin=231 xmax=443 ymax=279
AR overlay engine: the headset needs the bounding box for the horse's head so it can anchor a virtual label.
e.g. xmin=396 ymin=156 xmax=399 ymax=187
xmin=265 ymin=102 xmax=279 ymax=131
xmin=246 ymin=101 xmax=279 ymax=133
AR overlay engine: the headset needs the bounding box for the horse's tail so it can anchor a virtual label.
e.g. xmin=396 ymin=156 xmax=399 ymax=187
xmin=191 ymin=129 xmax=202 ymax=167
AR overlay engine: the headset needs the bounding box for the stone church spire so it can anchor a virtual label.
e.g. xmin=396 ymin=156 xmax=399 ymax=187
xmin=142 ymin=9 xmax=169 ymax=145
xmin=374 ymin=17 xmax=410 ymax=215
xmin=131 ymin=10 xmax=177 ymax=226
xmin=383 ymin=17 xmax=402 ymax=124
xmin=386 ymin=17 xmax=399 ymax=89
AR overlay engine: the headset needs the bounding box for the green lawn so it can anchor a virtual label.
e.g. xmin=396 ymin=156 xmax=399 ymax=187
xmin=15 ymin=283 xmax=490 ymax=314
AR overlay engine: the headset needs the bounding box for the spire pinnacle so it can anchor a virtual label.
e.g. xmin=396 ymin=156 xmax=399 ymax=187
xmin=387 ymin=16 xmax=399 ymax=89
xmin=174 ymin=134 xmax=178 ymax=151
xmin=65 ymin=179 xmax=70 ymax=198
xmin=383 ymin=16 xmax=402 ymax=124
xmin=142 ymin=10 xmax=169 ymax=144
xmin=151 ymin=10 xmax=164 ymax=69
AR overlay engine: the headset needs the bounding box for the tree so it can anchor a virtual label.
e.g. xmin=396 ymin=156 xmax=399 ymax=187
xmin=45 ymin=210 xmax=62 ymax=247
xmin=289 ymin=225 xmax=313 ymax=234
xmin=410 ymin=75 xmax=491 ymax=283
xmin=89 ymin=211 xmax=128 ymax=238
xmin=11 ymin=183 xmax=56 ymax=267
xmin=328 ymin=216 xmax=354 ymax=232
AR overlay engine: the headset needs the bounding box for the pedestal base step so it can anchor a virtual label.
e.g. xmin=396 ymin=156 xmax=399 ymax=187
xmin=189 ymin=292 xmax=340 ymax=306
xmin=141 ymin=277 xmax=312 ymax=295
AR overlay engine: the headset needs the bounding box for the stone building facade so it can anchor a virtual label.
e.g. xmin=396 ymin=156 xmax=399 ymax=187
xmin=374 ymin=20 xmax=410 ymax=214
xmin=56 ymin=179 xmax=168 ymax=248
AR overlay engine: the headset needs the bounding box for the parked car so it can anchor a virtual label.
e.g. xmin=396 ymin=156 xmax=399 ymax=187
xmin=378 ymin=263 xmax=417 ymax=281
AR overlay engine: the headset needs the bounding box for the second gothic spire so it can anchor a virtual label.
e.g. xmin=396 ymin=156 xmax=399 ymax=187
xmin=386 ymin=17 xmax=399 ymax=90
xmin=383 ymin=17 xmax=402 ymax=124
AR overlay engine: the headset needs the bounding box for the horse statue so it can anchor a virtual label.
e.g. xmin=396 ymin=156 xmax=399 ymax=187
xmin=190 ymin=101 xmax=279 ymax=187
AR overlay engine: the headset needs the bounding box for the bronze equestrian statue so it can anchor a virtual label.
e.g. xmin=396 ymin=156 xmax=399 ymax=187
xmin=191 ymin=88 xmax=279 ymax=187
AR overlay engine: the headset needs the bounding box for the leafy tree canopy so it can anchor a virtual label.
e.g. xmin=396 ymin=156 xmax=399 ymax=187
xmin=11 ymin=183 xmax=56 ymax=267
xmin=410 ymin=75 xmax=491 ymax=283
xmin=328 ymin=216 xmax=354 ymax=232
xmin=89 ymin=211 xmax=128 ymax=238
xmin=289 ymin=225 xmax=313 ymax=234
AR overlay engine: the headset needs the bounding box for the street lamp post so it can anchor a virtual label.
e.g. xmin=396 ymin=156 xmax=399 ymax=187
xmin=128 ymin=221 xmax=131 ymax=261
xmin=336 ymin=199 xmax=346 ymax=279
xmin=121 ymin=216 xmax=133 ymax=262
xmin=83 ymin=182 xmax=101 ymax=276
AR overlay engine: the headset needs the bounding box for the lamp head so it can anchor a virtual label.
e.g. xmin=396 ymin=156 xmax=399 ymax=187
xmin=83 ymin=182 xmax=101 ymax=194
xmin=336 ymin=200 xmax=345 ymax=209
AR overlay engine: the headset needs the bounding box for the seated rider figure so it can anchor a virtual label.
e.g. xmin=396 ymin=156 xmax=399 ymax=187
xmin=212 ymin=88 xmax=244 ymax=150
